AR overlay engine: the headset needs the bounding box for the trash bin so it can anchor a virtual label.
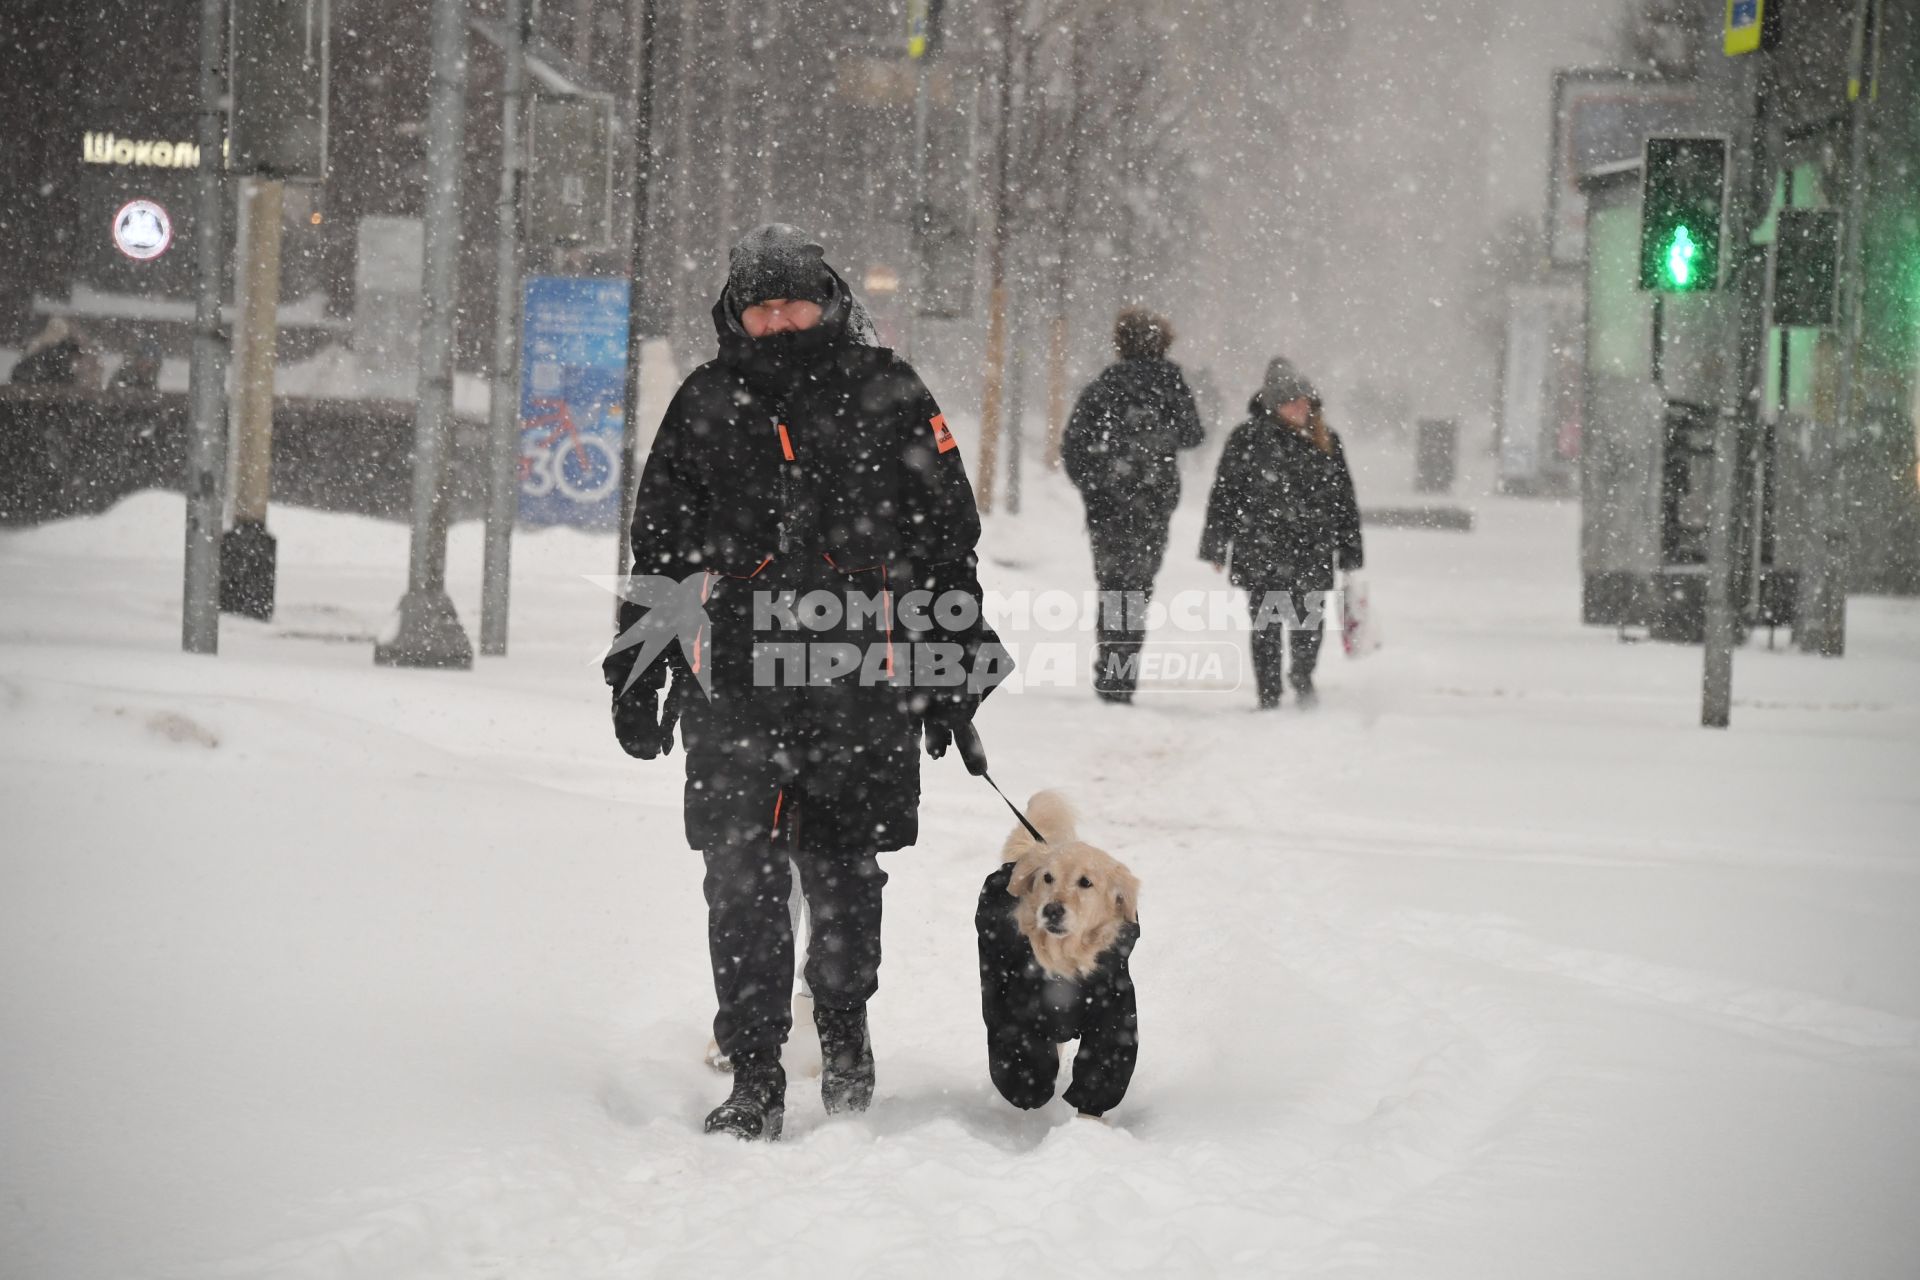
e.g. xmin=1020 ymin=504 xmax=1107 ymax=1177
xmin=1414 ymin=418 xmax=1458 ymax=493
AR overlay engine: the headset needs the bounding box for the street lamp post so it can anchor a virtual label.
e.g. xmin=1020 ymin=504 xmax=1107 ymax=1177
xmin=614 ymin=0 xmax=660 ymax=599
xmin=1701 ymin=52 xmax=1771 ymax=728
xmin=480 ymin=0 xmax=531 ymax=657
xmin=182 ymin=0 xmax=232 ymax=655
xmin=376 ymin=0 xmax=476 ymax=670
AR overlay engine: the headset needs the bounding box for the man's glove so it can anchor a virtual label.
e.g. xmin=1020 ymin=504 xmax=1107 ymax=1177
xmin=1338 ymin=545 xmax=1364 ymax=573
xmin=611 ymin=664 xmax=681 ymax=760
xmin=919 ymin=695 xmax=973 ymax=761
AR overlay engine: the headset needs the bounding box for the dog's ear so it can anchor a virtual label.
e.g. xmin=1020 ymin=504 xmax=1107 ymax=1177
xmin=1112 ymin=864 xmax=1141 ymax=924
xmin=1006 ymin=847 xmax=1044 ymax=899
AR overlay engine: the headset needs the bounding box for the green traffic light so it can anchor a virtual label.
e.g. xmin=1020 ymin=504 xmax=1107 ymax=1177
xmin=1640 ymin=137 xmax=1726 ymax=292
xmin=1667 ymin=225 xmax=1698 ymax=288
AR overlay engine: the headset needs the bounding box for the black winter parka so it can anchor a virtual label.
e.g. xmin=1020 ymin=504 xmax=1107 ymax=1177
xmin=1061 ymin=357 xmax=1204 ymax=528
xmin=976 ymin=863 xmax=1140 ymax=1117
xmin=605 ymin=278 xmax=1001 ymax=855
xmin=1199 ymin=407 xmax=1364 ymax=590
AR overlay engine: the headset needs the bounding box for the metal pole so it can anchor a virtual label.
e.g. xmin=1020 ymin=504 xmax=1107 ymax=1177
xmin=183 ymin=0 xmax=231 ymax=654
xmin=1801 ymin=0 xmax=1877 ymax=657
xmin=975 ymin=0 xmax=1017 ymax=514
xmin=221 ymin=176 xmax=284 ymax=620
xmin=1044 ymin=15 xmax=1090 ymax=472
xmin=480 ymin=0 xmax=530 ymax=657
xmin=1702 ymin=52 xmax=1770 ymax=728
xmin=717 ymin=0 xmax=739 ymax=256
xmin=904 ymin=0 xmax=931 ymax=363
xmin=615 ymin=0 xmax=660 ymax=595
xmin=750 ymin=1 xmax=781 ymax=221
xmin=376 ymin=0 xmax=474 ymax=669
xmin=1006 ymin=289 xmax=1025 ymax=513
xmin=666 ymin=0 xmax=695 ymax=363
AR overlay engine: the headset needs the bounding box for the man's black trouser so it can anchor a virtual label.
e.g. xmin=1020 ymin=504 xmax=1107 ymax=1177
xmin=1247 ymin=582 xmax=1327 ymax=706
xmin=702 ymin=803 xmax=886 ymax=1064
xmin=1087 ymin=511 xmax=1172 ymax=698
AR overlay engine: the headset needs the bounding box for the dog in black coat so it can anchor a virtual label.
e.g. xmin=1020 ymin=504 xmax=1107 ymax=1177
xmin=975 ymin=791 xmax=1141 ymax=1117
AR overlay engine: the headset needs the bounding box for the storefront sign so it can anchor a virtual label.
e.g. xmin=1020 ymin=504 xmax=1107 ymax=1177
xmin=83 ymin=132 xmax=203 ymax=169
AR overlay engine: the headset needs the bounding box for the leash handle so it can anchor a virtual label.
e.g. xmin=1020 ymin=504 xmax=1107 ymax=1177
xmin=952 ymin=720 xmax=1047 ymax=844
xmin=952 ymin=719 xmax=990 ymax=776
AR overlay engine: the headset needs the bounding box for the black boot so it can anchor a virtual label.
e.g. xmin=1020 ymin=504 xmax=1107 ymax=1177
xmin=704 ymin=1054 xmax=785 ymax=1141
xmin=816 ymin=1004 xmax=875 ymax=1115
xmin=1289 ymin=670 xmax=1317 ymax=707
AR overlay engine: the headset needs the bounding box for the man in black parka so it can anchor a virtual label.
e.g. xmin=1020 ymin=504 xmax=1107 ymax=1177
xmin=1200 ymin=357 xmax=1363 ymax=709
xmin=1061 ymin=309 xmax=1204 ymax=703
xmin=603 ymin=225 xmax=1004 ymax=1141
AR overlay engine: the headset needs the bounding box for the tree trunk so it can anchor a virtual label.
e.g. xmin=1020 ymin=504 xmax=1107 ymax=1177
xmin=1044 ymin=311 xmax=1069 ymax=468
xmin=974 ymin=0 xmax=1018 ymax=513
xmin=1043 ymin=15 xmax=1091 ymax=470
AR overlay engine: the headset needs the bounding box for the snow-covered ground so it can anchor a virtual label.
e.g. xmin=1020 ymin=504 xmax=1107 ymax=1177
xmin=4 ymin=440 xmax=1919 ymax=1279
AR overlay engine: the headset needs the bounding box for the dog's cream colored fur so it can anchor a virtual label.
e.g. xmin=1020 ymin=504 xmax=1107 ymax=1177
xmin=1001 ymin=791 xmax=1140 ymax=980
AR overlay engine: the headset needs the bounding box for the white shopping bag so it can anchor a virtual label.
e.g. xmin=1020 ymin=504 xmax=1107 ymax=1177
xmin=1341 ymin=572 xmax=1381 ymax=658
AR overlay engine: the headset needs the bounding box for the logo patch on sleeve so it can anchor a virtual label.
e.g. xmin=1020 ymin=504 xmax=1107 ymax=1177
xmin=930 ymin=413 xmax=957 ymax=454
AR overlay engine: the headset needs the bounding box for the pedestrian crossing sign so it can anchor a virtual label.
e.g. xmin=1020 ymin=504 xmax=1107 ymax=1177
xmin=1725 ymin=0 xmax=1764 ymax=56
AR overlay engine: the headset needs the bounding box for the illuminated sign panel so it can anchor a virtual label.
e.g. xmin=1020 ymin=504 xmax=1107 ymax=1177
xmin=83 ymin=132 xmax=204 ymax=168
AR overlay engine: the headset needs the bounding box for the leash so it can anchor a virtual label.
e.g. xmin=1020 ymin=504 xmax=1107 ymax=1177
xmin=952 ymin=721 xmax=1047 ymax=844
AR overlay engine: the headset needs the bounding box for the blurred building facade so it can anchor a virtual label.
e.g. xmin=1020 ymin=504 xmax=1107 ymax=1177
xmin=2 ymin=0 xmax=1228 ymax=425
xmin=1576 ymin=0 xmax=1920 ymax=630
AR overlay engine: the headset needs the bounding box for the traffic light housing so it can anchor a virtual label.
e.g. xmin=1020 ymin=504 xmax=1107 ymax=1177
xmin=1640 ymin=136 xmax=1728 ymax=292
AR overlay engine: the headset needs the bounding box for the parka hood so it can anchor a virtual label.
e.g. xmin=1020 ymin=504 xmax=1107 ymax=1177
xmin=713 ymin=268 xmax=880 ymax=361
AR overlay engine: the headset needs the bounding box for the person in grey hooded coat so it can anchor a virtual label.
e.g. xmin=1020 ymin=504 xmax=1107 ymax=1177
xmin=1200 ymin=357 xmax=1363 ymax=708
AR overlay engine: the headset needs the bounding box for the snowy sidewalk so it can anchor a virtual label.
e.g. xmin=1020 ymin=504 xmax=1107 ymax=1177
xmin=3 ymin=478 xmax=1918 ymax=1279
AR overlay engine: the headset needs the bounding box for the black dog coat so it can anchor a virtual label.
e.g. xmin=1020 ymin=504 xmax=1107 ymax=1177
xmin=975 ymin=863 xmax=1139 ymax=1116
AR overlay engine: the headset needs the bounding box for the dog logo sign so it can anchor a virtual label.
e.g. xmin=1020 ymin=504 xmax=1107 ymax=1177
xmin=112 ymin=199 xmax=173 ymax=261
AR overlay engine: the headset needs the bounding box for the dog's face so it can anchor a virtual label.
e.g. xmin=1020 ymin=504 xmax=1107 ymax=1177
xmin=1007 ymin=840 xmax=1140 ymax=979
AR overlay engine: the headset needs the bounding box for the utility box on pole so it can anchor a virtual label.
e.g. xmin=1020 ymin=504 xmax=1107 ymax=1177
xmin=230 ymin=0 xmax=330 ymax=181
xmin=527 ymin=93 xmax=615 ymax=252
xmin=1770 ymin=209 xmax=1839 ymax=332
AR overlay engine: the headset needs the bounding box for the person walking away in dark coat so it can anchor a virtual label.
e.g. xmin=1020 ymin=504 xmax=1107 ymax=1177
xmin=602 ymin=225 xmax=1005 ymax=1141
xmin=1199 ymin=357 xmax=1363 ymax=709
xmin=1061 ymin=309 xmax=1204 ymax=703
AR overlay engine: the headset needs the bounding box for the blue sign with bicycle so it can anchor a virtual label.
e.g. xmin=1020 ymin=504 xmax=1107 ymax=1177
xmin=519 ymin=275 xmax=629 ymax=528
